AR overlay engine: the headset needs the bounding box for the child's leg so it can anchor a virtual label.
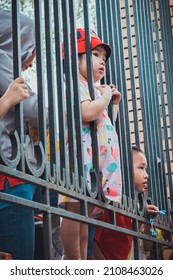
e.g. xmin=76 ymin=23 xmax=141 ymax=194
xmin=79 ymin=205 xmax=96 ymax=259
xmin=80 ymin=222 xmax=88 ymax=260
xmin=60 ymin=202 xmax=82 ymax=260
xmin=61 ymin=218 xmax=81 ymax=259
xmin=60 ymin=203 xmax=95 ymax=260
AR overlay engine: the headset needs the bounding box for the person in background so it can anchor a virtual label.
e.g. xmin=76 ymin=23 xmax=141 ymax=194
xmin=60 ymin=28 xmax=122 ymax=260
xmin=92 ymin=145 xmax=159 ymax=260
xmin=0 ymin=10 xmax=47 ymax=260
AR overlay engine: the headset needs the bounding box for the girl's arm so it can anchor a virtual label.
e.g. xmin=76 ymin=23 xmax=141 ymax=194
xmin=81 ymin=84 xmax=112 ymax=122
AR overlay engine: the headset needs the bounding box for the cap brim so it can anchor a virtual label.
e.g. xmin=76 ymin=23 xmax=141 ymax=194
xmin=91 ymin=38 xmax=111 ymax=61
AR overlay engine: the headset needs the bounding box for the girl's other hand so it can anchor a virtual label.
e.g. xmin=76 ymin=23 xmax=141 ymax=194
xmin=109 ymin=84 xmax=121 ymax=105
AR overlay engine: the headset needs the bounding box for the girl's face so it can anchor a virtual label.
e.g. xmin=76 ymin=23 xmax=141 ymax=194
xmin=78 ymin=46 xmax=106 ymax=83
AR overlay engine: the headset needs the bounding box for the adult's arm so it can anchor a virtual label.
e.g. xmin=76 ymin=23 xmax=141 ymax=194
xmin=0 ymin=51 xmax=48 ymax=128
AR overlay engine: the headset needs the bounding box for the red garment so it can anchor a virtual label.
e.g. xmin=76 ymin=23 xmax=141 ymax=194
xmin=169 ymin=250 xmax=173 ymax=260
xmin=0 ymin=175 xmax=24 ymax=190
xmin=94 ymin=210 xmax=133 ymax=260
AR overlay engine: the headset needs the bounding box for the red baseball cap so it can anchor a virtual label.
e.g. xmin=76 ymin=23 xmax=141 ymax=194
xmin=62 ymin=28 xmax=111 ymax=61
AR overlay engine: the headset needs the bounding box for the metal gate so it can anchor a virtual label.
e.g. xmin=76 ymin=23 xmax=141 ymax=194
xmin=0 ymin=0 xmax=173 ymax=259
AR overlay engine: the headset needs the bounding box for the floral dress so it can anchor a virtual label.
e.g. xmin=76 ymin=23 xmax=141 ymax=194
xmin=80 ymin=81 xmax=122 ymax=203
xmin=58 ymin=80 xmax=122 ymax=204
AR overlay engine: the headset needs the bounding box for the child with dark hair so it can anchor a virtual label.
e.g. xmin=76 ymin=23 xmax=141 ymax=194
xmin=60 ymin=28 xmax=122 ymax=260
xmin=92 ymin=146 xmax=159 ymax=260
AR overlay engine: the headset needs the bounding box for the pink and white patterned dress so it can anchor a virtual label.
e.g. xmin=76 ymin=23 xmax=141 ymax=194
xmin=80 ymin=81 xmax=122 ymax=202
xmin=58 ymin=80 xmax=122 ymax=204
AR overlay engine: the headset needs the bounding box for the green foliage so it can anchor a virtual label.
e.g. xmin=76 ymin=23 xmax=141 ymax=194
xmin=75 ymin=0 xmax=97 ymax=30
xmin=0 ymin=0 xmax=34 ymax=11
xmin=0 ymin=0 xmax=11 ymax=10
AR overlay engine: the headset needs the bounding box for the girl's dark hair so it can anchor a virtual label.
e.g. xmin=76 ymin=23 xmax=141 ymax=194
xmin=132 ymin=145 xmax=144 ymax=154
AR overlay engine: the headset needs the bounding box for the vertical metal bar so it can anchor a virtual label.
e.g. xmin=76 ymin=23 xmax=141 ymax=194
xmin=133 ymin=0 xmax=154 ymax=259
xmin=95 ymin=1 xmax=110 ymax=84
xmin=61 ymin=0 xmax=77 ymax=189
xmin=43 ymin=0 xmax=59 ymax=259
xmin=53 ymin=0 xmax=67 ymax=188
xmin=110 ymin=0 xmax=134 ymax=200
xmin=98 ymin=0 xmax=112 ymax=122
xmin=158 ymin=0 xmax=173 ymax=154
xmin=44 ymin=0 xmax=58 ymax=179
xmin=158 ymin=0 xmax=173 ymax=213
xmin=141 ymin=0 xmax=169 ymax=216
xmin=69 ymin=0 xmax=88 ymax=215
xmin=68 ymin=0 xmax=85 ymax=196
xmin=95 ymin=0 xmax=113 ymax=140
xmin=145 ymin=0 xmax=168 ymax=212
xmin=133 ymin=0 xmax=156 ymax=201
xmin=34 ymin=0 xmax=50 ymax=260
xmin=95 ymin=0 xmax=103 ymax=37
xmin=97 ymin=0 xmax=110 ymax=87
xmin=34 ymin=0 xmax=47 ymax=179
xmin=124 ymin=0 xmax=140 ymax=146
xmin=152 ymin=0 xmax=173 ymax=212
xmin=140 ymin=0 xmax=161 ymax=208
xmin=12 ymin=0 xmax=24 ymax=172
xmin=83 ymin=0 xmax=101 ymax=200
xmin=12 ymin=2 xmax=21 ymax=78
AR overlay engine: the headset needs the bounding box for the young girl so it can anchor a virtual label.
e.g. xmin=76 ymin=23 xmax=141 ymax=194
xmin=60 ymin=28 xmax=122 ymax=260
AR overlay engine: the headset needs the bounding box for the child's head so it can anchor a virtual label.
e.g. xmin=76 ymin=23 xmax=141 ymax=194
xmin=62 ymin=28 xmax=111 ymax=83
xmin=76 ymin=28 xmax=111 ymax=83
xmin=132 ymin=146 xmax=148 ymax=193
xmin=76 ymin=28 xmax=111 ymax=62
